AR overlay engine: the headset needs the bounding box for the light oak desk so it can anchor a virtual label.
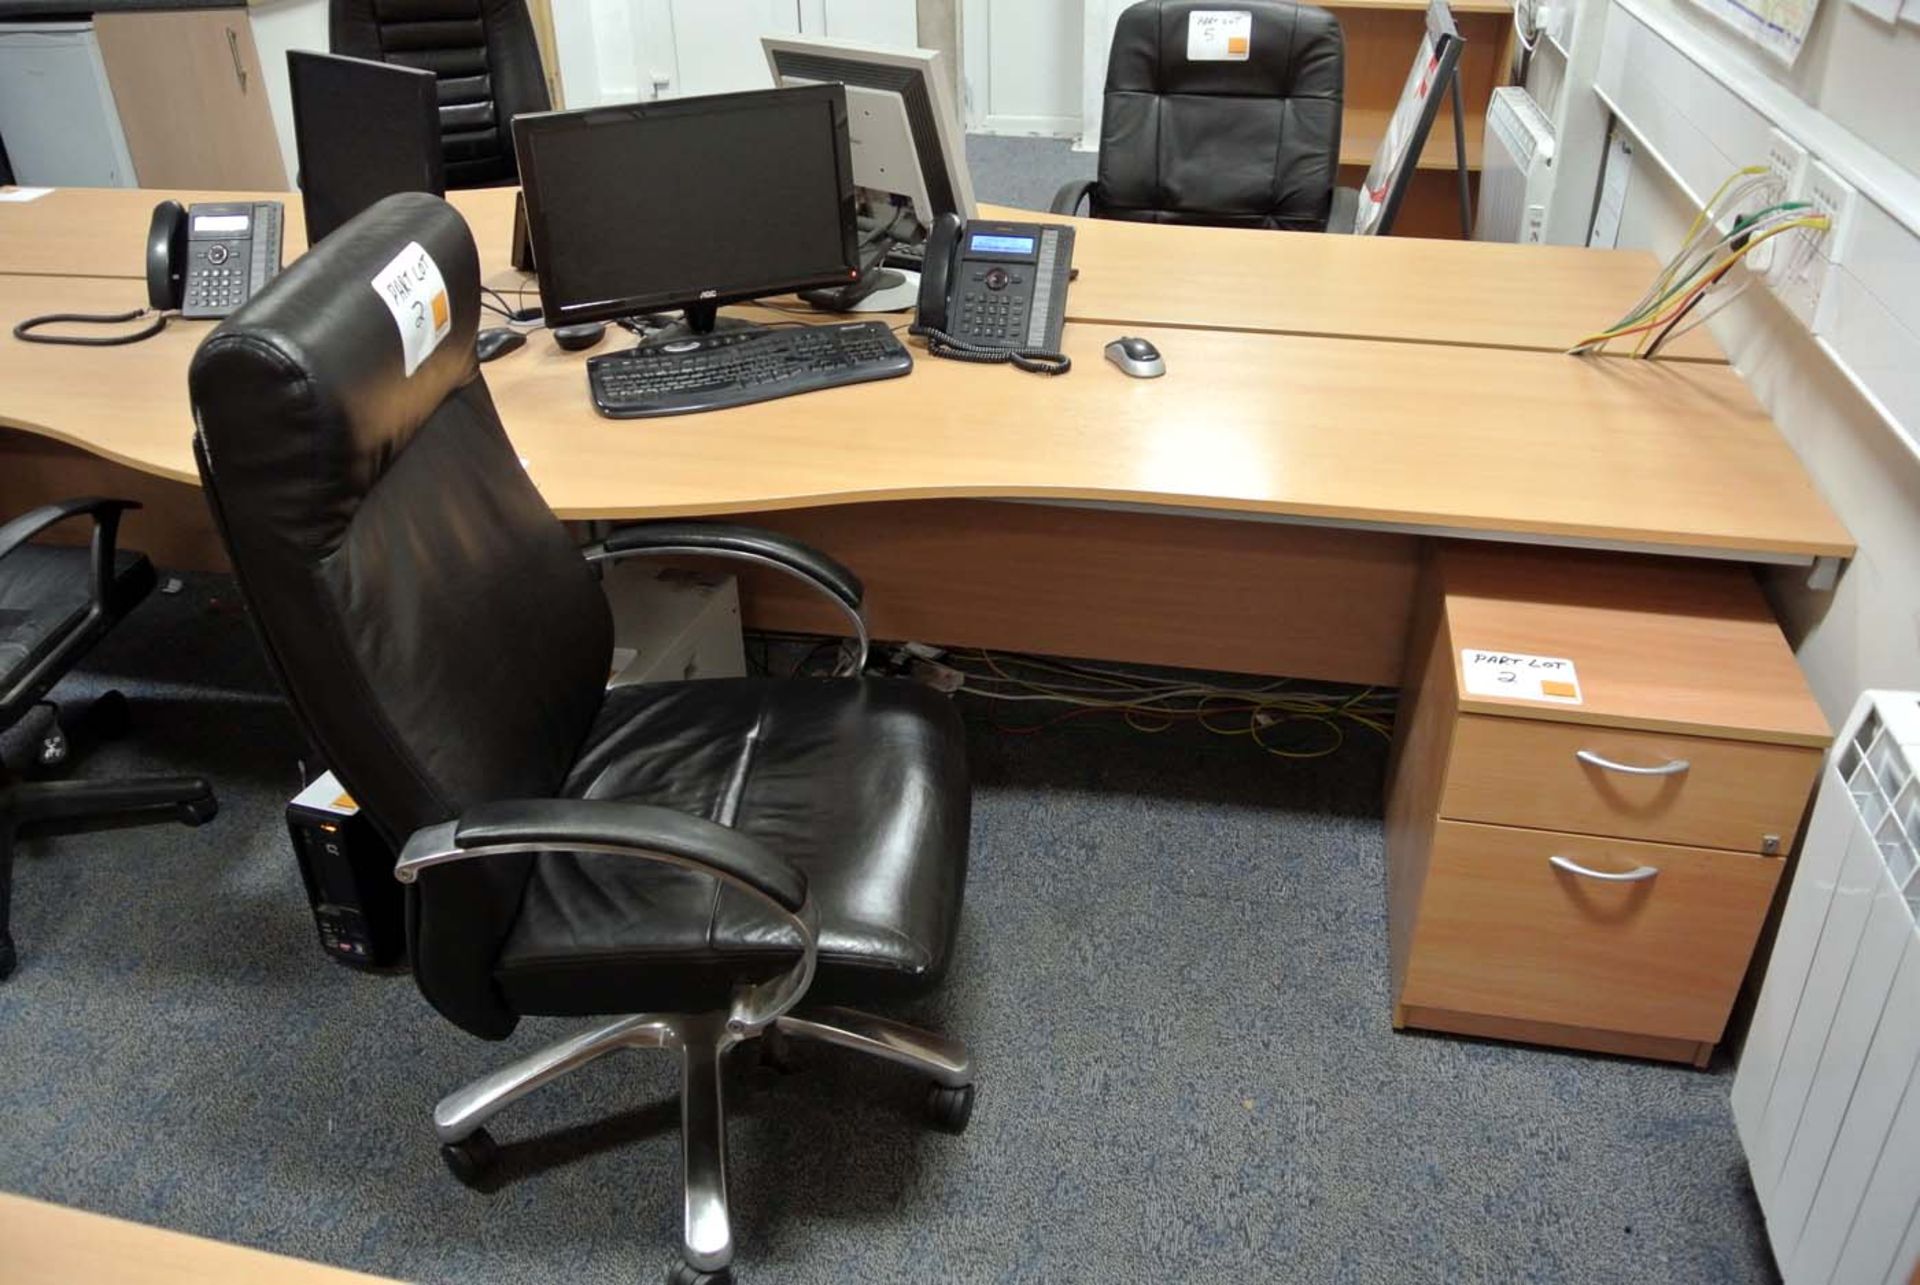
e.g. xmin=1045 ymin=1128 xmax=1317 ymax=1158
xmin=0 ymin=186 xmax=1724 ymax=361
xmin=0 ymin=235 xmax=1848 ymax=688
xmin=0 ymin=1191 xmax=402 ymax=1285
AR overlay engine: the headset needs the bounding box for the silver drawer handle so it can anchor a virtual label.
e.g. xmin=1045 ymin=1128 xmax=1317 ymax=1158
xmin=1550 ymin=854 xmax=1660 ymax=883
xmin=1575 ymin=748 xmax=1691 ymax=777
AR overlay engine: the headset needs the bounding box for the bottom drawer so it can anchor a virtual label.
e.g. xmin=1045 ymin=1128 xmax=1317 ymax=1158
xmin=1400 ymin=820 xmax=1783 ymax=1044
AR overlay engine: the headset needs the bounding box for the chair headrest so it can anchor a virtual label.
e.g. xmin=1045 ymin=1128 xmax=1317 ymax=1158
xmin=1107 ymin=0 xmax=1343 ymax=99
xmin=188 ymin=191 xmax=483 ymax=555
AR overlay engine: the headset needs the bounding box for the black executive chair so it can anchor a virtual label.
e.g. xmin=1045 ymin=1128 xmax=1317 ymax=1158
xmin=0 ymin=500 xmax=217 ymax=979
xmin=187 ymin=193 xmax=974 ymax=1285
xmin=329 ymin=0 xmax=551 ymax=188
xmin=1053 ymin=0 xmax=1345 ymax=232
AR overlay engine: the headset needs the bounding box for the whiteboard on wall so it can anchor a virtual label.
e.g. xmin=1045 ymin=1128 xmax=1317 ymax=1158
xmin=1684 ymin=0 xmax=1821 ymax=65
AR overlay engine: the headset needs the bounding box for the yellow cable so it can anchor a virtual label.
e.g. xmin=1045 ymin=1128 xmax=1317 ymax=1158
xmin=1572 ymin=216 xmax=1828 ymax=352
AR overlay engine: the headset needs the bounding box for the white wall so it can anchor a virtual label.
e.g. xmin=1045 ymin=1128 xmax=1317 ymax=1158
xmin=1603 ymin=13 xmax=1920 ymax=722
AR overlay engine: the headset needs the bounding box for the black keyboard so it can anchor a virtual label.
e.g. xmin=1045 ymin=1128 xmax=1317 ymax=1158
xmin=882 ymin=240 xmax=926 ymax=271
xmin=586 ymin=321 xmax=912 ymax=418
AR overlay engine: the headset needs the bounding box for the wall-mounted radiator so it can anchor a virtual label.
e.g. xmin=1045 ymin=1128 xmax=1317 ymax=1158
xmin=1734 ymin=691 xmax=1920 ymax=1284
xmin=1473 ymin=86 xmax=1555 ymax=244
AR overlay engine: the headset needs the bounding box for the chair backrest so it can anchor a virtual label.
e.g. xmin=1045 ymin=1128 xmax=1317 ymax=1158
xmin=189 ymin=193 xmax=612 ymax=1037
xmin=1096 ymin=0 xmax=1344 ymax=231
xmin=329 ymin=0 xmax=552 ymax=189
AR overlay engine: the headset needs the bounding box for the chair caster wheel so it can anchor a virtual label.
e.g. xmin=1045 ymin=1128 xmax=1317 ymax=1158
xmin=176 ymin=793 xmax=218 ymax=827
xmin=440 ymin=1128 xmax=499 ymax=1189
xmin=90 ymin=690 xmax=131 ymax=740
xmin=926 ymin=1082 xmax=975 ymax=1134
xmin=667 ymin=1258 xmax=732 ymax=1285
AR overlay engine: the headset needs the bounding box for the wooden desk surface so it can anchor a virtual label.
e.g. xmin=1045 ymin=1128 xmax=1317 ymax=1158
xmin=0 ymin=1192 xmax=402 ymax=1284
xmin=0 ymin=186 xmax=1723 ymax=361
xmin=0 ymin=273 xmax=1850 ymax=562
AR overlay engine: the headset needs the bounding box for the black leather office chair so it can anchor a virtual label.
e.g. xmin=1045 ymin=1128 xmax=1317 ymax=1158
xmin=187 ymin=193 xmax=975 ymax=1285
xmin=329 ymin=0 xmax=551 ymax=188
xmin=0 ymin=500 xmax=217 ymax=980
xmin=1053 ymin=0 xmax=1345 ymax=232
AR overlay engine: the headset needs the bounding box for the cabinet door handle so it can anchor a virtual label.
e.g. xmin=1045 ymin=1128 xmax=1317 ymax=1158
xmin=1549 ymin=854 xmax=1660 ymax=883
xmin=227 ymin=28 xmax=248 ymax=93
xmin=1574 ymin=748 xmax=1690 ymax=777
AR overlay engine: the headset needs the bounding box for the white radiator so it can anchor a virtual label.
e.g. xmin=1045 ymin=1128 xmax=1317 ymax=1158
xmin=1473 ymin=87 xmax=1555 ymax=244
xmin=1734 ymin=691 xmax=1920 ymax=1285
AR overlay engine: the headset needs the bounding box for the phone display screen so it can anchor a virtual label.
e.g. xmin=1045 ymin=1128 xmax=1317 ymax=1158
xmin=969 ymin=233 xmax=1035 ymax=255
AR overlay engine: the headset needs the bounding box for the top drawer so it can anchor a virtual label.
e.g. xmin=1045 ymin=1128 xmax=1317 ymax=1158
xmin=1441 ymin=714 xmax=1822 ymax=854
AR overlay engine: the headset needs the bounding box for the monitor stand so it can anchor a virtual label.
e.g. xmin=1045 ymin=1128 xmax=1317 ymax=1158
xmin=645 ymin=305 xmax=763 ymax=343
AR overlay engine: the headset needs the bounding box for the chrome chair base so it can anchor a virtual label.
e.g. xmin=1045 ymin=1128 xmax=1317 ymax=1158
xmin=433 ymin=1005 xmax=974 ymax=1279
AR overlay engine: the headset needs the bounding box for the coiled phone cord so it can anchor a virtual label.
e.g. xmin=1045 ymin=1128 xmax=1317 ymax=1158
xmin=909 ymin=323 xmax=1072 ymax=376
xmin=14 ymin=308 xmax=169 ymax=346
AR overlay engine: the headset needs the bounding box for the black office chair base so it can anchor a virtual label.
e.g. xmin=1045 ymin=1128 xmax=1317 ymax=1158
xmin=431 ymin=1005 xmax=974 ymax=1281
xmin=0 ymin=773 xmax=217 ymax=981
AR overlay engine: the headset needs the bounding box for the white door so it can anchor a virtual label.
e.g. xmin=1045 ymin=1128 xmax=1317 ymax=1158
xmin=645 ymin=0 xmax=799 ymax=99
xmin=802 ymin=0 xmax=919 ymax=45
xmin=961 ymin=0 xmax=1081 ymax=138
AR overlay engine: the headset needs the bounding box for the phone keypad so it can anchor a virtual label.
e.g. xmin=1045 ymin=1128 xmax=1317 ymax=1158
xmin=957 ymin=286 xmax=1029 ymax=345
xmin=184 ymin=240 xmax=250 ymax=316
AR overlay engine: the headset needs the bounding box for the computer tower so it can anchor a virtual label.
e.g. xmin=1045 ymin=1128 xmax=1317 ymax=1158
xmin=287 ymin=771 xmax=405 ymax=970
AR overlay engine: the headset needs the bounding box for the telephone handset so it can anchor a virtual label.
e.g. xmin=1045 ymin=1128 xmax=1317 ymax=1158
xmin=13 ymin=199 xmax=284 ymax=348
xmin=911 ymin=214 xmax=1075 ymax=375
xmin=148 ymin=199 xmax=284 ymax=318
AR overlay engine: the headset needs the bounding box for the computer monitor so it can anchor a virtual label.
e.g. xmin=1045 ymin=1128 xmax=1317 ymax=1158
xmin=761 ymin=33 xmax=975 ymax=237
xmin=512 ymin=85 xmax=862 ymax=335
xmin=289 ymin=51 xmax=443 ymax=245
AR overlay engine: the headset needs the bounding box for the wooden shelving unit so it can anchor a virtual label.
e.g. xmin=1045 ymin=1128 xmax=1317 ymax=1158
xmin=1326 ymin=0 xmax=1512 ymax=237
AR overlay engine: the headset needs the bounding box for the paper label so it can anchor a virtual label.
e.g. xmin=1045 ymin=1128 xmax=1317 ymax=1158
xmin=370 ymin=241 xmax=451 ymax=376
xmin=0 ymin=186 xmax=53 ymax=203
xmin=1461 ymin=649 xmax=1583 ymax=704
xmin=291 ymin=770 xmax=360 ymax=816
xmin=1188 ymin=10 xmax=1252 ymax=60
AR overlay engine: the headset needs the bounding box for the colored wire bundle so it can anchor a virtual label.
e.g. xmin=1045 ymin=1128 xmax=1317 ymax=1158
xmin=1570 ymin=164 xmax=1829 ymax=361
xmin=937 ymin=649 xmax=1396 ymax=761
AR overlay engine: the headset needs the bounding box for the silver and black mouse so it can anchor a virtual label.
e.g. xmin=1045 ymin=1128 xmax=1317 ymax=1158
xmin=1104 ymin=335 xmax=1165 ymax=378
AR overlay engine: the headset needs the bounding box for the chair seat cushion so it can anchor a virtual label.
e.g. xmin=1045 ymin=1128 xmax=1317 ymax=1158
xmin=494 ymin=677 xmax=970 ymax=1017
xmin=0 ymin=545 xmax=151 ymax=715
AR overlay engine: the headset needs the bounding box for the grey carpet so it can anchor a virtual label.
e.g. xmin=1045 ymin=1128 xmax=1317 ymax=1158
xmin=965 ymin=134 xmax=1095 ymax=214
xmin=0 ymin=573 xmax=1777 ymax=1284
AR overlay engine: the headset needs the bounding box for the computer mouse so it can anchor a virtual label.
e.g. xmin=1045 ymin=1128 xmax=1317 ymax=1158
xmin=1105 ymin=335 xmax=1165 ymax=378
xmin=475 ymin=327 xmax=526 ymax=363
xmin=552 ymin=321 xmax=607 ymax=352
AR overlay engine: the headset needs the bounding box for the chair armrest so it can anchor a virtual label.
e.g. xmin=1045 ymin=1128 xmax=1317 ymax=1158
xmin=583 ymin=521 xmax=869 ymax=672
xmin=0 ymin=496 xmax=140 ymax=605
xmin=398 ymin=798 xmax=819 ymax=1029
xmin=1051 ymin=179 xmax=1097 ymax=216
xmin=587 ymin=521 xmax=861 ymax=610
xmin=397 ymin=798 xmax=807 ymax=913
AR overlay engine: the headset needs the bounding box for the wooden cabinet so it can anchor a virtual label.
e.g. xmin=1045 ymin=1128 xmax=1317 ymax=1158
xmin=1385 ymin=543 xmax=1830 ymax=1064
xmin=93 ymin=8 xmax=287 ymax=191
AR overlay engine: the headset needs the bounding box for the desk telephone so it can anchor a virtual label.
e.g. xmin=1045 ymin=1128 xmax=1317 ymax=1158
xmin=911 ymin=213 xmax=1075 ymax=375
xmin=148 ymin=199 xmax=285 ymax=318
xmin=12 ymin=200 xmax=284 ymax=347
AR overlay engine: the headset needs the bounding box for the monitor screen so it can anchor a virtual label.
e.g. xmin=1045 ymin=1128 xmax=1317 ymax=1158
xmin=289 ymin=52 xmax=443 ymax=245
xmin=514 ymin=86 xmax=859 ymax=328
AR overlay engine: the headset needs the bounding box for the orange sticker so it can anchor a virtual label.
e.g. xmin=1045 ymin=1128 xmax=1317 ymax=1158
xmin=431 ymin=291 xmax=449 ymax=329
xmin=333 ymin=792 xmax=357 ymax=810
xmin=1539 ymin=680 xmax=1578 ymax=699
xmin=1228 ymin=36 xmax=1249 ymax=53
